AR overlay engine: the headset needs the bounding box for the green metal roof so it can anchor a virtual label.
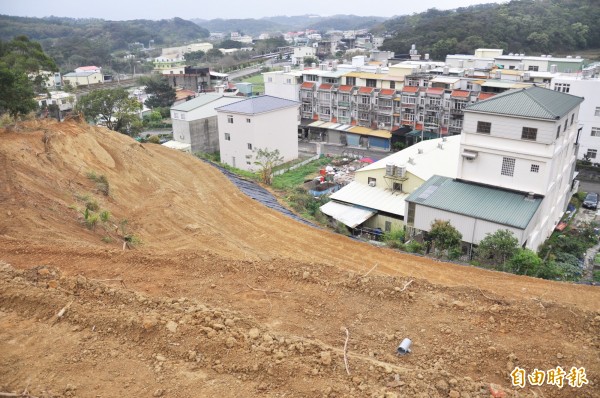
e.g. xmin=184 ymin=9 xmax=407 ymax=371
xmin=465 ymin=86 xmax=583 ymax=120
xmin=406 ymin=175 xmax=542 ymax=229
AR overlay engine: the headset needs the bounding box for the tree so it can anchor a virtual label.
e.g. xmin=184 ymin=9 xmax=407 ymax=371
xmin=138 ymin=75 xmax=176 ymax=109
xmin=428 ymin=219 xmax=462 ymax=256
xmin=302 ymin=56 xmax=319 ymax=66
xmin=184 ymin=50 xmax=205 ymax=62
xmin=476 ymin=229 xmax=520 ymax=269
xmin=76 ymin=88 xmax=142 ymax=135
xmin=0 ymin=36 xmax=57 ymax=117
xmin=508 ymin=248 xmax=542 ymax=276
xmin=253 ymin=148 xmax=284 ymax=185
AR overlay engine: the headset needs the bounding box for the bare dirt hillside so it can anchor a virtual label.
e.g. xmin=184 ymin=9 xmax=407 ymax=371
xmin=0 ymin=120 xmax=598 ymax=398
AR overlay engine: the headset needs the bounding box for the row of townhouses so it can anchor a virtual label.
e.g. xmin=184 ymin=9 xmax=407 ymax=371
xmin=264 ymin=48 xmax=600 ymax=160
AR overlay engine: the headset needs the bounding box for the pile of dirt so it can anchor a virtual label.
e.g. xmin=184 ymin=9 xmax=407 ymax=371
xmin=0 ymin=120 xmax=598 ymax=397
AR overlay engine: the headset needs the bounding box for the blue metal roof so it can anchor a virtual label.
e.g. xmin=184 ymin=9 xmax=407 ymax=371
xmin=406 ymin=175 xmax=542 ymax=229
xmin=215 ymin=95 xmax=299 ymax=115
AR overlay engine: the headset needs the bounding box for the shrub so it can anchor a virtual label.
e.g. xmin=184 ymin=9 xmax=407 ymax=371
xmin=100 ymin=210 xmax=110 ymax=222
xmin=383 ymin=228 xmax=405 ymax=247
xmin=85 ymin=199 xmax=100 ymax=212
xmin=86 ymin=171 xmax=110 ymax=196
xmin=84 ymin=211 xmax=100 ymax=230
xmin=147 ymin=135 xmax=160 ymax=144
xmin=405 ymin=240 xmax=424 ymax=254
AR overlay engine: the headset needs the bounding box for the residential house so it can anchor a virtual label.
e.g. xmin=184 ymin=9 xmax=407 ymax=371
xmin=406 ymin=86 xmax=584 ymax=251
xmin=292 ymin=46 xmax=317 ymax=66
xmin=153 ymin=56 xmax=186 ymax=75
xmin=216 ymin=95 xmax=301 ymax=171
xmin=168 ymin=93 xmax=244 ymax=153
xmin=264 ymin=66 xmax=304 ymax=100
xmin=62 ymin=68 xmax=103 ymax=87
xmin=550 ymin=66 xmax=600 ymax=160
xmin=321 ymin=135 xmax=460 ymax=231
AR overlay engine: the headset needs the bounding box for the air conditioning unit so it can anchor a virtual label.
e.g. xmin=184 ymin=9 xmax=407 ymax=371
xmin=396 ymin=165 xmax=406 ymax=177
xmin=385 ymin=163 xmax=395 ymax=176
xmin=368 ymin=181 xmax=376 ymax=187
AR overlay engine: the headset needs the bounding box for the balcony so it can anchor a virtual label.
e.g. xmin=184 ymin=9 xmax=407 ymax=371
xmin=357 ymin=103 xmax=371 ymax=110
xmin=337 ymin=101 xmax=351 ymax=108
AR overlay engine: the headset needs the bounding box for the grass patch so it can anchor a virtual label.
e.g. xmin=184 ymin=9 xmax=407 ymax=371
xmin=239 ymin=74 xmax=265 ymax=94
xmin=86 ymin=171 xmax=110 ymax=196
xmin=595 ymin=253 xmax=600 ymax=265
xmin=272 ymin=157 xmax=333 ymax=190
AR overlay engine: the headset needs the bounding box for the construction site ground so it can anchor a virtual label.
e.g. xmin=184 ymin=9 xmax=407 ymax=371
xmin=0 ymin=120 xmax=599 ymax=398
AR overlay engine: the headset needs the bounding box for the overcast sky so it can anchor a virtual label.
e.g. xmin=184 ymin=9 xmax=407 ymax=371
xmin=1 ymin=0 xmax=503 ymax=21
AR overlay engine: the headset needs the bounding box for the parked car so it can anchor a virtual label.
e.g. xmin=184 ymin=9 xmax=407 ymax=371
xmin=582 ymin=192 xmax=599 ymax=209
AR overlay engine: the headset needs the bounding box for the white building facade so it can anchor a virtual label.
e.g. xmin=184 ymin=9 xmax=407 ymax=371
xmin=216 ymin=96 xmax=301 ymax=171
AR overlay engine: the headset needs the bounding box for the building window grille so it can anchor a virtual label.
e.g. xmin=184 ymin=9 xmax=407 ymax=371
xmin=521 ymin=127 xmax=537 ymax=141
xmin=530 ymin=164 xmax=540 ymax=173
xmin=501 ymin=157 xmax=516 ymax=176
xmin=476 ymin=121 xmax=491 ymax=134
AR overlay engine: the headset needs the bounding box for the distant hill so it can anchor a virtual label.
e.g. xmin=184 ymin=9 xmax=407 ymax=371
xmin=192 ymin=14 xmax=387 ymax=36
xmin=377 ymin=0 xmax=600 ymax=60
xmin=0 ymin=15 xmax=210 ymax=68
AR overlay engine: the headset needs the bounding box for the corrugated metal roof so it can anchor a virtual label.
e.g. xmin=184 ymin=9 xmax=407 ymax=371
xmin=308 ymin=121 xmax=326 ymax=127
xmin=406 ymin=175 xmax=542 ymax=229
xmin=320 ymin=122 xmax=338 ymax=129
xmin=347 ymin=126 xmax=391 ymax=138
xmin=358 ymin=136 xmax=460 ymax=181
xmin=320 ymin=200 xmax=376 ymax=228
xmin=171 ymin=93 xmax=234 ymax=112
xmin=430 ymin=77 xmax=460 ymax=84
xmin=465 ymin=86 xmax=584 ymax=120
xmin=329 ymin=181 xmax=407 ymax=216
xmin=215 ymin=95 xmax=299 ymax=115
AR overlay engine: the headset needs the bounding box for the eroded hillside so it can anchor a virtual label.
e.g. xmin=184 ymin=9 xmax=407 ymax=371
xmin=0 ymin=120 xmax=598 ymax=397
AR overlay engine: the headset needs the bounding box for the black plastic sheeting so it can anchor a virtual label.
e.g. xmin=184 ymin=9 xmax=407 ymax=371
xmin=204 ymin=160 xmax=316 ymax=227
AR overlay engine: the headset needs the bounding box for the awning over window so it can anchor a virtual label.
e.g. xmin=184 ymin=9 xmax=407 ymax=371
xmin=320 ymin=201 xmax=376 ymax=228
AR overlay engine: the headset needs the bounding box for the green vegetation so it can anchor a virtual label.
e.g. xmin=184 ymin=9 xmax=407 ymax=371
xmin=285 ymin=187 xmax=329 ymax=221
xmin=240 ymin=74 xmax=265 ymax=95
xmin=254 ymin=148 xmax=284 ymax=185
xmin=0 ymin=15 xmax=209 ymax=70
xmin=137 ymin=75 xmax=176 ymax=109
xmin=86 ymin=171 xmax=110 ymax=196
xmin=271 ymin=157 xmax=331 ymax=190
xmin=379 ymin=0 xmax=600 ymax=60
xmin=77 ymin=88 xmax=142 ymax=136
xmin=383 ymin=228 xmax=405 ymax=249
xmin=476 ymin=229 xmax=520 ymax=270
xmin=0 ymin=36 xmax=57 ymax=117
xmin=428 ymin=219 xmax=462 ymax=257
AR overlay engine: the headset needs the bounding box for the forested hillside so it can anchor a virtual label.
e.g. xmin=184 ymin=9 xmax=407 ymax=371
xmin=0 ymin=15 xmax=210 ymax=69
xmin=378 ymin=0 xmax=600 ymax=60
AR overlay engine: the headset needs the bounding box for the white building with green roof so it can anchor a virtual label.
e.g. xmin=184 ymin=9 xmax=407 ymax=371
xmin=407 ymin=86 xmax=584 ymax=251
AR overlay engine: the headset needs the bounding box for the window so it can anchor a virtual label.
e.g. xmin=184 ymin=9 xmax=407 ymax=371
xmin=556 ymin=125 xmax=561 ymax=139
xmin=501 ymin=157 xmax=516 ymax=176
xmin=592 ymin=127 xmax=600 ymax=137
xmin=530 ymin=164 xmax=540 ymax=173
xmin=368 ymin=177 xmax=376 ymax=186
xmin=246 ymin=118 xmax=251 ymax=123
xmin=173 ymin=112 xmax=179 ymax=119
xmin=476 ymin=121 xmax=491 ymax=134
xmin=554 ymin=83 xmax=570 ymax=93
xmin=564 ymin=119 xmax=568 ymax=131
xmin=466 ymin=82 xmax=473 ymax=90
xmin=180 ymin=113 xmax=186 ymax=120
xmin=224 ymin=133 xmax=231 ymax=141
xmin=393 ymin=182 xmax=402 ymax=192
xmin=366 ymin=79 xmax=377 ymax=87
xmin=247 ymin=143 xmax=252 ymax=150
xmin=521 ymin=127 xmax=537 ymax=141
xmin=246 ymin=161 xmax=251 ymax=165
xmin=385 ymin=221 xmax=392 ymax=233
xmin=360 ymin=96 xmax=370 ymax=105
xmin=587 ymin=149 xmax=597 ymax=159
xmin=286 ymin=78 xmax=291 ymax=84
xmin=527 ymin=65 xmax=539 ymax=71
xmin=570 ymin=114 xmax=574 ymax=125
xmin=595 ymin=107 xmax=600 ymax=117
xmin=389 ymin=81 xmax=396 ymax=89
xmin=227 ymin=115 xmax=233 ymax=124
xmin=268 ymin=77 xmax=273 ymax=83
xmin=346 ymin=77 xmax=356 ymax=86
